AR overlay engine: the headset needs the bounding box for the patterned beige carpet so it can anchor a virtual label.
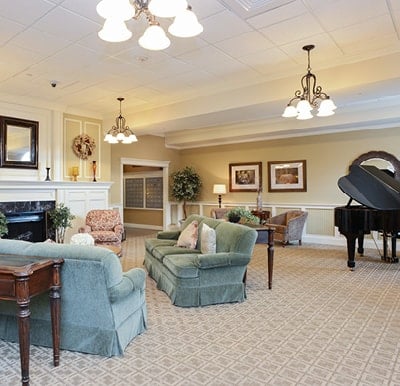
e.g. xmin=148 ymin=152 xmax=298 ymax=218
xmin=1 ymin=230 xmax=400 ymax=385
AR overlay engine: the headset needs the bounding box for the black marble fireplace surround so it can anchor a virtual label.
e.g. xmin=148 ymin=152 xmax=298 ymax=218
xmin=0 ymin=201 xmax=55 ymax=242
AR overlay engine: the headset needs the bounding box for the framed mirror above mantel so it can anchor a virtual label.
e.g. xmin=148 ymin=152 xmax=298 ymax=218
xmin=0 ymin=116 xmax=38 ymax=169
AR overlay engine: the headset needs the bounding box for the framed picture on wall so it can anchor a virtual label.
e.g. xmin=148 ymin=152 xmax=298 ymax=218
xmin=229 ymin=162 xmax=262 ymax=192
xmin=268 ymin=160 xmax=307 ymax=192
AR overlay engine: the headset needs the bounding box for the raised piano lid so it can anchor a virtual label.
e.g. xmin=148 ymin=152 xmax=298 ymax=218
xmin=337 ymin=164 xmax=400 ymax=210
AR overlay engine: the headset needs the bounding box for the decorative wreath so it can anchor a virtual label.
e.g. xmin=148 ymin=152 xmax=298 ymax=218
xmin=72 ymin=134 xmax=96 ymax=160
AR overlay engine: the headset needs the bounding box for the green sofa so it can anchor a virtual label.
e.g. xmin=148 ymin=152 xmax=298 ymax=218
xmin=144 ymin=214 xmax=257 ymax=307
xmin=0 ymin=239 xmax=147 ymax=357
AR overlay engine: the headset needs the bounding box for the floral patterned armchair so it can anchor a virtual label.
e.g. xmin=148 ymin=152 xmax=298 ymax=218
xmin=79 ymin=209 xmax=123 ymax=248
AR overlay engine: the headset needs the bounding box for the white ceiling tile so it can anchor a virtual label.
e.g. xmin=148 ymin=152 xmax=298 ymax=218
xmin=33 ymin=7 xmax=98 ymax=41
xmin=0 ymin=0 xmax=55 ymax=25
xmin=237 ymin=46 xmax=294 ymax=73
xmin=215 ymin=31 xmax=274 ymax=58
xmin=190 ymin=0 xmax=226 ymax=19
xmin=306 ymin=0 xmax=390 ymax=31
xmin=10 ymin=27 xmax=71 ymax=56
xmin=0 ymin=16 xmax=25 ymax=45
xmin=200 ymin=10 xmax=253 ymax=43
xmin=330 ymin=15 xmax=399 ymax=55
xmin=246 ymin=0 xmax=307 ymax=28
xmin=259 ymin=13 xmax=325 ymax=46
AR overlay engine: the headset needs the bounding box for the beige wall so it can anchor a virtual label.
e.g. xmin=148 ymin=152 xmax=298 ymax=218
xmin=64 ymin=113 xmax=110 ymax=181
xmin=109 ymin=135 xmax=181 ymax=205
xmin=178 ymin=127 xmax=400 ymax=207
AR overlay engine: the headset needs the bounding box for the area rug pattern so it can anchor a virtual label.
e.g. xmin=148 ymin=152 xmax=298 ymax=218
xmin=1 ymin=234 xmax=400 ymax=385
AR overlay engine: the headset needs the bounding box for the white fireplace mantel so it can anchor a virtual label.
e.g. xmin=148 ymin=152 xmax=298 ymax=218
xmin=0 ymin=180 xmax=114 ymax=241
xmin=0 ymin=180 xmax=113 ymax=202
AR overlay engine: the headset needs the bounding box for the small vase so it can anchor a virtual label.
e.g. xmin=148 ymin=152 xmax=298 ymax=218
xmin=256 ymin=188 xmax=262 ymax=212
xmin=92 ymin=161 xmax=97 ymax=182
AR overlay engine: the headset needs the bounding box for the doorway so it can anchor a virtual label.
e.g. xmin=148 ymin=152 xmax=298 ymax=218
xmin=120 ymin=158 xmax=170 ymax=230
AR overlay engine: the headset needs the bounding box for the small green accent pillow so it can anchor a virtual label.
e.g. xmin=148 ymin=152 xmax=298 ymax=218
xmin=200 ymin=223 xmax=216 ymax=254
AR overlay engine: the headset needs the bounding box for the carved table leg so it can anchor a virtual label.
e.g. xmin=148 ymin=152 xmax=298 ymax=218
xmin=267 ymin=229 xmax=275 ymax=289
xmin=16 ymin=276 xmax=31 ymax=385
xmin=50 ymin=262 xmax=62 ymax=367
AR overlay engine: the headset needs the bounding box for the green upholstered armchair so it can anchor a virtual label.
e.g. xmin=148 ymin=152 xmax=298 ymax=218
xmin=0 ymin=239 xmax=147 ymax=356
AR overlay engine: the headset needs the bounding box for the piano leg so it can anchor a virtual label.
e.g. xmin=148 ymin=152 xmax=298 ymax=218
xmin=390 ymin=234 xmax=399 ymax=263
xmin=344 ymin=233 xmax=358 ymax=270
xmin=382 ymin=233 xmax=388 ymax=261
xmin=357 ymin=234 xmax=364 ymax=255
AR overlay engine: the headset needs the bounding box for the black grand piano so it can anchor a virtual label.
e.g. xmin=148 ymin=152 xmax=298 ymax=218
xmin=334 ymin=164 xmax=400 ymax=269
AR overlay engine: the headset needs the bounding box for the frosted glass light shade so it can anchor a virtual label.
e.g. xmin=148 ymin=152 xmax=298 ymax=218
xmin=282 ymin=105 xmax=298 ymax=118
xmin=297 ymin=110 xmax=313 ymax=120
xmin=96 ymin=0 xmax=135 ymax=21
xmin=317 ymin=99 xmax=336 ymax=117
xmin=138 ymin=24 xmax=171 ymax=51
xmin=169 ymin=8 xmax=203 ymax=38
xmin=149 ymin=0 xmax=188 ymax=18
xmin=98 ymin=18 xmax=132 ymax=42
xmin=104 ymin=134 xmax=119 ymax=144
xmin=296 ymin=99 xmax=312 ymax=113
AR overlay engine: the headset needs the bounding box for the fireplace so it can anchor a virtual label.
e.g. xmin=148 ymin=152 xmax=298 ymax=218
xmin=0 ymin=201 xmax=55 ymax=242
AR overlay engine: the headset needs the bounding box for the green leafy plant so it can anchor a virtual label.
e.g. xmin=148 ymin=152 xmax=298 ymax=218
xmin=226 ymin=207 xmax=259 ymax=224
xmin=0 ymin=212 xmax=8 ymax=238
xmin=48 ymin=203 xmax=75 ymax=243
xmin=171 ymin=166 xmax=202 ymax=219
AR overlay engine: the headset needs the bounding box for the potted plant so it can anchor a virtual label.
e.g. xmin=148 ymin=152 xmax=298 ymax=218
xmin=48 ymin=203 xmax=75 ymax=243
xmin=0 ymin=212 xmax=8 ymax=238
xmin=171 ymin=166 xmax=202 ymax=219
xmin=226 ymin=207 xmax=259 ymax=224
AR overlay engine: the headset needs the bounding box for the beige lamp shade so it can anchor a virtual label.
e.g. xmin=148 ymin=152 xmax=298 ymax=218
xmin=213 ymin=184 xmax=226 ymax=194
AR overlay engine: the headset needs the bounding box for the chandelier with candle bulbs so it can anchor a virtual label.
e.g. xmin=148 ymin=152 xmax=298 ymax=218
xmin=96 ymin=0 xmax=203 ymax=51
xmin=282 ymin=45 xmax=337 ymax=120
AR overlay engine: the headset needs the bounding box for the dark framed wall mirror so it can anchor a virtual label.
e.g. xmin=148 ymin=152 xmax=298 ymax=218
xmin=0 ymin=116 xmax=38 ymax=169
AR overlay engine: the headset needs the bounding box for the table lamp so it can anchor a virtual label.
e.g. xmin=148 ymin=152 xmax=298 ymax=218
xmin=213 ymin=184 xmax=226 ymax=208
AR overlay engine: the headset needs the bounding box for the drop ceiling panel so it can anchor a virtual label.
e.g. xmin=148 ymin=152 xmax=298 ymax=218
xmin=305 ymin=0 xmax=390 ymax=31
xmin=199 ymin=10 xmax=254 ymax=43
xmin=33 ymin=7 xmax=98 ymax=41
xmin=215 ymin=31 xmax=274 ymax=58
xmin=0 ymin=0 xmax=55 ymax=25
xmin=259 ymin=13 xmax=325 ymax=46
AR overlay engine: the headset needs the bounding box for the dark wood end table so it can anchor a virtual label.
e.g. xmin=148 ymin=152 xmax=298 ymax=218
xmin=0 ymin=254 xmax=64 ymax=385
xmin=247 ymin=225 xmax=275 ymax=289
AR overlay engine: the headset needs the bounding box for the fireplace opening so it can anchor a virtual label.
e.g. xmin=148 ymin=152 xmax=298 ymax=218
xmin=5 ymin=211 xmax=48 ymax=242
xmin=0 ymin=200 xmax=55 ymax=242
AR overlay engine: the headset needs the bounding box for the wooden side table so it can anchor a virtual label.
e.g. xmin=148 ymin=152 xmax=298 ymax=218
xmin=0 ymin=254 xmax=64 ymax=385
xmin=251 ymin=210 xmax=270 ymax=224
xmin=246 ymin=225 xmax=275 ymax=289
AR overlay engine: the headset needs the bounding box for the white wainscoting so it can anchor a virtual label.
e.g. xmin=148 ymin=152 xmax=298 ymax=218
xmin=167 ymin=201 xmax=389 ymax=252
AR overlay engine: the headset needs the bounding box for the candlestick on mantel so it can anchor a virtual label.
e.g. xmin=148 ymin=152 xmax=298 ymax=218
xmin=92 ymin=161 xmax=97 ymax=182
xmin=72 ymin=166 xmax=79 ymax=182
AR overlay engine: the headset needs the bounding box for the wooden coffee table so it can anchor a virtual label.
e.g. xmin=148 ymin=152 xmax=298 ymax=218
xmin=97 ymin=244 xmax=122 ymax=257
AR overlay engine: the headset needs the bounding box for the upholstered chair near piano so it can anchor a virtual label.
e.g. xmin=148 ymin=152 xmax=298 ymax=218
xmin=265 ymin=210 xmax=308 ymax=246
xmin=79 ymin=209 xmax=124 ymax=251
xmin=210 ymin=208 xmax=230 ymax=220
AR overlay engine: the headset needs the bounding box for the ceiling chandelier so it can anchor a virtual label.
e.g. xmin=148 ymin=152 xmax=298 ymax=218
xmin=96 ymin=0 xmax=203 ymax=51
xmin=104 ymin=98 xmax=138 ymax=144
xmin=282 ymin=45 xmax=337 ymax=120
